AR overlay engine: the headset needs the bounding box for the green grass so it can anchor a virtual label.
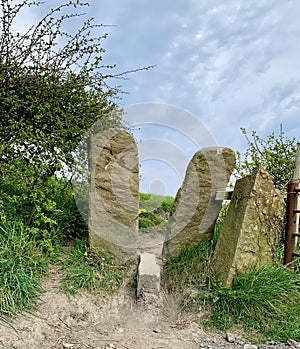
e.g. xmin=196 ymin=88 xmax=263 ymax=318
xmin=139 ymin=192 xmax=174 ymax=212
xmin=277 ymin=238 xmax=300 ymax=273
xmin=0 ymin=221 xmax=49 ymax=328
xmin=138 ymin=211 xmax=165 ymax=229
xmin=206 ymin=265 xmax=300 ymax=343
xmin=138 ymin=193 xmax=174 ymax=232
xmin=59 ymin=238 xmax=129 ymax=295
xmin=163 ymin=207 xmax=300 ymax=343
xmin=0 ymin=175 xmax=89 ymax=327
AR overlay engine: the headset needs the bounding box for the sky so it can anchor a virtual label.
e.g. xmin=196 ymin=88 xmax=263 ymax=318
xmin=12 ymin=0 xmax=300 ymax=196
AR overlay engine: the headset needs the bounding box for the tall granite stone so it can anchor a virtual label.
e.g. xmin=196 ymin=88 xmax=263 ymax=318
xmin=162 ymin=147 xmax=236 ymax=259
xmin=212 ymin=166 xmax=285 ymax=286
xmin=88 ymin=129 xmax=139 ymax=262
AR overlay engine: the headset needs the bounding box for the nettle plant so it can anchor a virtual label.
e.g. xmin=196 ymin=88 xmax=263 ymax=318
xmin=235 ymin=126 xmax=297 ymax=191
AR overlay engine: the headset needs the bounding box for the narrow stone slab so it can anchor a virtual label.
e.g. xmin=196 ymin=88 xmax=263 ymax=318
xmin=162 ymin=147 xmax=235 ymax=259
xmin=137 ymin=253 xmax=160 ymax=298
xmin=88 ymin=128 xmax=139 ymax=262
xmin=212 ymin=166 xmax=285 ymax=286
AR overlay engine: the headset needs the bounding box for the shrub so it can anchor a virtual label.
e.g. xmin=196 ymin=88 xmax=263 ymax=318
xmin=138 ymin=211 xmax=164 ymax=229
xmin=159 ymin=197 xmax=174 ymax=213
xmin=235 ymin=126 xmax=296 ymax=190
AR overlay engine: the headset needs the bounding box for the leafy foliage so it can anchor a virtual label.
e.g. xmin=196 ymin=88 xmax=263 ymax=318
xmin=138 ymin=193 xmax=174 ymax=231
xmin=139 ymin=193 xmax=174 ymax=212
xmin=138 ymin=211 xmax=164 ymax=229
xmin=235 ymin=126 xmax=297 ymax=190
xmin=0 ymin=0 xmax=124 ymax=187
xmin=0 ymin=176 xmax=87 ymax=251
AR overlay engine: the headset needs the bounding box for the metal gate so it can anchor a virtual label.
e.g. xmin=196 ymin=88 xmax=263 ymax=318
xmin=284 ymin=181 xmax=300 ymax=269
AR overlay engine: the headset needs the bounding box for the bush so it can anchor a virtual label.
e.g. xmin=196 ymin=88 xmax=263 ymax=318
xmin=235 ymin=126 xmax=296 ymax=190
xmin=138 ymin=211 xmax=164 ymax=229
xmin=159 ymin=197 xmax=174 ymax=213
xmin=139 ymin=192 xmax=174 ymax=212
xmin=139 ymin=193 xmax=152 ymax=201
xmin=0 ymin=176 xmax=87 ymax=240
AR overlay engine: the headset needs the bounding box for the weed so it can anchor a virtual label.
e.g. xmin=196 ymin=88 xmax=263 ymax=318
xmin=163 ymin=239 xmax=215 ymax=295
xmin=138 ymin=193 xmax=174 ymax=231
xmin=60 ymin=239 xmax=128 ymax=295
xmin=139 ymin=193 xmax=151 ymax=201
xmin=159 ymin=196 xmax=174 ymax=213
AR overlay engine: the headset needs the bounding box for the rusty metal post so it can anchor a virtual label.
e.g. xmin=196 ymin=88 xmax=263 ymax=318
xmin=284 ymin=182 xmax=300 ymax=269
xmin=292 ymin=143 xmax=300 ymax=246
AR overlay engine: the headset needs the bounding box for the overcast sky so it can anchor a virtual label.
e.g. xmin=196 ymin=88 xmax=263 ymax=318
xmin=15 ymin=0 xmax=300 ymax=196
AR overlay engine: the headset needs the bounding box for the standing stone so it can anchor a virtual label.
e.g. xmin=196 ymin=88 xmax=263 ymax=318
xmin=212 ymin=166 xmax=285 ymax=286
xmin=162 ymin=147 xmax=235 ymax=259
xmin=88 ymin=129 xmax=139 ymax=262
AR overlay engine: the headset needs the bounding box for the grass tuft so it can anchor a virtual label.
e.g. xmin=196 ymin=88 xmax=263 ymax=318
xmin=163 ymin=204 xmax=300 ymax=343
xmin=60 ymin=239 xmax=129 ymax=295
xmin=207 ymin=265 xmax=300 ymax=342
xmin=0 ymin=221 xmax=49 ymax=327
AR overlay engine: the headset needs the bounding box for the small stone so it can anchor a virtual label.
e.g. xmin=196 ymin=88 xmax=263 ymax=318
xmin=226 ymin=332 xmax=235 ymax=343
xmin=288 ymin=339 xmax=300 ymax=348
xmin=243 ymin=344 xmax=258 ymax=349
xmin=105 ymin=344 xmax=116 ymax=349
xmin=153 ymin=325 xmax=162 ymax=333
xmin=62 ymin=343 xmax=74 ymax=349
xmin=137 ymin=253 xmax=160 ymax=299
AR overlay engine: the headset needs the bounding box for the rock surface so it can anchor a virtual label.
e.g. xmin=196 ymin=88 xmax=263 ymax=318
xmin=89 ymin=128 xmax=139 ymax=262
xmin=137 ymin=253 xmax=161 ymax=305
xmin=212 ymin=166 xmax=285 ymax=286
xmin=162 ymin=147 xmax=235 ymax=259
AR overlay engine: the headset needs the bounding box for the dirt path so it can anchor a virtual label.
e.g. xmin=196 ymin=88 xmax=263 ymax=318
xmin=0 ymin=263 xmax=213 ymax=349
xmin=0 ymin=236 xmax=296 ymax=349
